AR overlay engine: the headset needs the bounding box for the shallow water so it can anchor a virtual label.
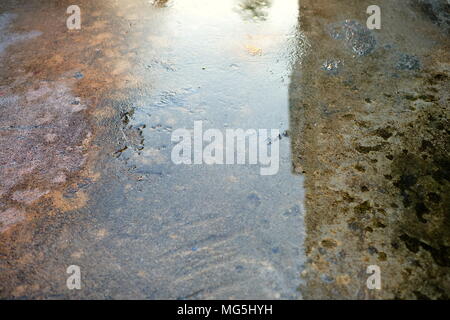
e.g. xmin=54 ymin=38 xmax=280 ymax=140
xmin=1 ymin=0 xmax=448 ymax=300
xmin=92 ymin=0 xmax=305 ymax=299
xmin=1 ymin=0 xmax=306 ymax=299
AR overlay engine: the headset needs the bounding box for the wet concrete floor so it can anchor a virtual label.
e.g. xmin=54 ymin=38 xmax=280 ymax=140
xmin=0 ymin=0 xmax=449 ymax=299
xmin=1 ymin=0 xmax=305 ymax=299
xmin=291 ymin=0 xmax=449 ymax=299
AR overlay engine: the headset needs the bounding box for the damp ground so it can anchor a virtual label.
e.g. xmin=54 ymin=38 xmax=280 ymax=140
xmin=0 ymin=0 xmax=449 ymax=300
xmin=0 ymin=0 xmax=305 ymax=299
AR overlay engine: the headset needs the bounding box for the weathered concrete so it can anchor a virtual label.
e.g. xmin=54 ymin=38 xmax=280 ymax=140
xmin=290 ymin=0 xmax=449 ymax=299
xmin=0 ymin=0 xmax=448 ymax=299
xmin=1 ymin=0 xmax=306 ymax=299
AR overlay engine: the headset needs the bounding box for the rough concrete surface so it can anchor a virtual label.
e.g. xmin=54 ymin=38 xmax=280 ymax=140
xmin=290 ymin=0 xmax=449 ymax=299
xmin=0 ymin=0 xmax=448 ymax=299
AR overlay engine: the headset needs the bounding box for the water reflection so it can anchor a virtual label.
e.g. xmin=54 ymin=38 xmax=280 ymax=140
xmin=1 ymin=0 xmax=308 ymax=299
xmin=149 ymin=0 xmax=171 ymax=8
xmin=98 ymin=0 xmax=307 ymax=299
xmin=236 ymin=0 xmax=273 ymax=21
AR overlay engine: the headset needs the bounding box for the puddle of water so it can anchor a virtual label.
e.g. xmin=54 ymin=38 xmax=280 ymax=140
xmin=2 ymin=0 xmax=307 ymax=299
xmin=102 ymin=0 xmax=305 ymax=299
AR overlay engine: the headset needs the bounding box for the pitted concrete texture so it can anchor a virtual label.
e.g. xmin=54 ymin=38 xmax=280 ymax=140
xmin=289 ymin=0 xmax=449 ymax=299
